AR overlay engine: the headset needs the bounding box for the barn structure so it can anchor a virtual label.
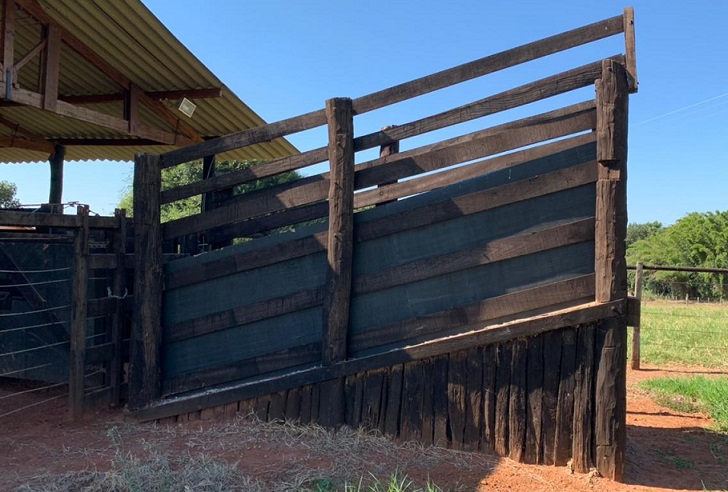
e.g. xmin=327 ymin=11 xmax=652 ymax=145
xmin=1 ymin=3 xmax=640 ymax=483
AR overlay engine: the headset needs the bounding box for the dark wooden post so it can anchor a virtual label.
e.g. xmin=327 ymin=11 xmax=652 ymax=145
xmin=594 ymin=59 xmax=629 ymax=481
xmin=109 ymin=208 xmax=127 ymax=406
xmin=48 ymin=143 xmax=65 ymax=213
xmin=631 ymin=262 xmax=643 ymax=370
xmin=129 ymin=153 xmax=164 ymax=409
xmin=69 ymin=204 xmax=90 ymax=420
xmin=623 ymin=7 xmax=638 ymax=93
xmin=201 ymin=154 xmax=233 ymax=250
xmin=376 ymin=125 xmax=399 ymax=207
xmin=322 ymin=97 xmax=355 ymax=365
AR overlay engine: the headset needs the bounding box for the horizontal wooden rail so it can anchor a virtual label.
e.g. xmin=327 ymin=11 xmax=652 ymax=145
xmin=626 ymin=264 xmax=728 ymax=274
xmin=0 ymin=210 xmax=118 ymax=229
xmin=165 ymin=157 xmax=598 ymax=291
xmin=164 ymin=217 xmax=594 ymax=344
xmin=158 ymin=14 xmax=624 ymax=168
xmin=160 ymin=57 xmax=618 ymax=206
xmin=353 ymin=56 xmax=621 ymax=152
xmin=162 ymin=101 xmax=595 ymax=240
xmin=132 ymin=299 xmax=624 ymax=421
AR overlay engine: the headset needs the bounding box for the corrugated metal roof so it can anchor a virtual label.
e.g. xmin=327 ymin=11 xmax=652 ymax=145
xmin=0 ymin=0 xmax=298 ymax=163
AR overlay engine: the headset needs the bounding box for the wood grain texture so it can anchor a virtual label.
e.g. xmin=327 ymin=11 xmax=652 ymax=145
xmin=623 ymin=8 xmax=638 ymax=93
xmin=464 ymin=348 xmax=483 ymax=451
xmin=482 ymin=345 xmax=497 ymax=450
xmin=447 ymin=351 xmax=468 ymax=450
xmin=384 ymin=365 xmax=404 ymax=437
xmin=572 ymin=323 xmax=596 ymax=473
xmin=524 ymin=333 xmax=544 ymax=464
xmin=508 ymin=339 xmax=528 ymax=462
xmin=322 ymin=98 xmax=355 ymax=365
xmin=432 ymin=356 xmax=450 ymax=447
xmin=401 ymin=361 xmax=424 ymax=441
xmin=554 ymin=328 xmax=577 ymax=466
xmin=69 ymin=206 xmax=89 ymax=420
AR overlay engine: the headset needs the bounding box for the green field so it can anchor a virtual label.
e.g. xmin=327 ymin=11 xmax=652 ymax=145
xmin=630 ymin=301 xmax=728 ymax=368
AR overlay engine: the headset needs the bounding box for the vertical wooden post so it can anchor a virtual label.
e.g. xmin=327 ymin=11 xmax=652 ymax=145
xmin=41 ymin=23 xmax=61 ymax=111
xmin=377 ymin=125 xmax=399 ymax=207
xmin=48 ymin=144 xmax=65 ymax=211
xmin=623 ymin=7 xmax=638 ymax=93
xmin=69 ymin=205 xmax=90 ymax=420
xmin=322 ymin=97 xmax=355 ymax=365
xmin=109 ymin=208 xmax=127 ymax=406
xmin=201 ymin=154 xmax=233 ymax=250
xmin=594 ymin=59 xmax=629 ymax=482
xmin=631 ymin=262 xmax=643 ymax=370
xmin=129 ymin=153 xmax=163 ymax=409
xmin=2 ymin=0 xmax=15 ymax=90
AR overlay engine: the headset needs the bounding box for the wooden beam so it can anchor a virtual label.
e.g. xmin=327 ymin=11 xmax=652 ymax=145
xmin=1 ymin=0 xmax=15 ymax=84
xmin=322 ymin=97 xmax=355 ymax=365
xmin=48 ymin=143 xmax=64 ymax=206
xmin=129 ymin=153 xmax=163 ymax=410
xmin=69 ymin=205 xmax=90 ymax=421
xmin=60 ymin=87 xmax=223 ymax=105
xmin=0 ymin=135 xmax=53 ymax=152
xmin=594 ymin=59 xmax=629 ymax=482
xmin=623 ymin=7 xmax=638 ymax=93
xmin=125 ymin=83 xmax=141 ymax=135
xmin=41 ymin=23 xmax=60 ymax=111
xmin=110 ymin=208 xmax=127 ymax=407
xmin=12 ymin=37 xmax=45 ymax=73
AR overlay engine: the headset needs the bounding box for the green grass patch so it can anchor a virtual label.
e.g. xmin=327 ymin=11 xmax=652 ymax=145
xmin=628 ymin=301 xmax=728 ymax=368
xmin=639 ymin=376 xmax=728 ymax=432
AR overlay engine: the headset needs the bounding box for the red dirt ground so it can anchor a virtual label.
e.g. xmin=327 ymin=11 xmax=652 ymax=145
xmin=1 ymin=365 xmax=726 ymax=491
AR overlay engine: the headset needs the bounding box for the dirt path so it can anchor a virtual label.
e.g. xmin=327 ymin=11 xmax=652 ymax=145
xmin=1 ymin=365 xmax=726 ymax=491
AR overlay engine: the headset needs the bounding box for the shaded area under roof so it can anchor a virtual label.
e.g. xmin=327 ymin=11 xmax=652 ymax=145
xmin=0 ymin=0 xmax=298 ymax=164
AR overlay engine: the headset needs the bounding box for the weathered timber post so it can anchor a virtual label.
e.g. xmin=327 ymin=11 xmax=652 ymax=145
xmin=109 ymin=208 xmax=127 ymax=407
xmin=129 ymin=153 xmax=163 ymax=409
xmin=623 ymin=7 xmax=638 ymax=93
xmin=594 ymin=59 xmax=629 ymax=481
xmin=48 ymin=143 xmax=65 ymax=213
xmin=322 ymin=97 xmax=355 ymax=366
xmin=377 ymin=125 xmax=399 ymax=207
xmin=631 ymin=262 xmax=643 ymax=370
xmin=69 ymin=204 xmax=90 ymax=420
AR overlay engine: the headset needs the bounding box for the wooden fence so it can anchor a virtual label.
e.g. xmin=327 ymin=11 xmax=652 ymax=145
xmin=0 ymin=207 xmax=130 ymax=419
xmin=128 ymin=9 xmax=638 ymax=481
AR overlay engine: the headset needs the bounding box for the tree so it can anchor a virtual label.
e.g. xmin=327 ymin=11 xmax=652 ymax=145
xmin=0 ymin=180 xmax=20 ymax=208
xmin=626 ymin=221 xmax=662 ymax=248
xmin=118 ymin=160 xmax=301 ymax=223
xmin=627 ymin=211 xmax=728 ymax=299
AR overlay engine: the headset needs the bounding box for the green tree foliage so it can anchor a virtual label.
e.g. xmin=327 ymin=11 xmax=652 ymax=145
xmin=118 ymin=160 xmax=301 ymax=223
xmin=627 ymin=211 xmax=728 ymax=299
xmin=0 ymin=180 xmax=20 ymax=208
xmin=626 ymin=221 xmax=662 ymax=248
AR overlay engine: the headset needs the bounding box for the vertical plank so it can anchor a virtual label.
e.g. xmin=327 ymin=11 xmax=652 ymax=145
xmin=322 ymin=97 xmax=355 ymax=365
xmin=494 ymin=342 xmax=512 ymax=457
xmin=285 ymin=387 xmax=301 ymax=422
xmin=130 ymin=153 xmax=164 ymax=410
xmin=420 ymin=359 xmax=435 ymax=446
xmin=432 ymin=356 xmax=449 ymax=447
xmin=254 ymin=396 xmax=270 ymax=421
xmin=361 ymin=369 xmax=385 ymax=430
xmin=376 ymin=124 xmax=400 ymax=207
xmin=447 ymin=351 xmax=467 ymax=450
xmin=554 ymin=328 xmax=577 ymax=466
xmin=525 ymin=334 xmax=544 ymax=464
xmin=572 ymin=323 xmax=596 ymax=473
xmin=345 ymin=373 xmax=363 ymax=427
xmin=2 ymin=0 xmax=15 ymax=88
xmin=224 ymin=401 xmax=239 ymax=419
xmin=268 ymin=391 xmax=287 ymax=422
xmin=384 ymin=364 xmax=403 ymax=437
xmin=464 ymin=347 xmax=483 ymax=451
xmin=482 ymin=345 xmax=497 ymax=451
xmin=299 ymin=385 xmax=313 ymax=424
xmin=508 ymin=339 xmax=528 ymax=462
xmin=632 ymin=262 xmax=644 ymax=369
xmin=401 ymin=361 xmax=424 ymax=441
xmin=319 ymin=377 xmax=345 ymax=428
xmin=310 ymin=383 xmax=321 ymax=423
xmin=239 ymin=398 xmax=256 ymax=419
xmin=41 ymin=24 xmax=61 ymax=111
xmin=541 ymin=330 xmax=562 ymax=465
xmin=48 ymin=144 xmax=65 ymax=207
xmin=69 ymin=205 xmax=89 ymax=420
xmin=594 ymin=58 xmax=629 ymax=482
xmin=109 ymin=208 xmax=127 ymax=407
xmin=623 ymin=7 xmax=638 ymax=93
xmin=125 ymin=83 xmax=141 ymax=135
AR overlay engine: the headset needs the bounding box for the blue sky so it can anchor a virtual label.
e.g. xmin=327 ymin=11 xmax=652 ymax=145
xmin=2 ymin=1 xmax=727 ymax=226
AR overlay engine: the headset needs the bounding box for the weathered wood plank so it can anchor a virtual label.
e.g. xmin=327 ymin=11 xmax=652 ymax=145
xmin=400 ymin=361 xmax=424 ymax=441
xmin=421 ymin=359 xmax=436 ymax=446
xmin=447 ymin=351 xmax=468 ymax=450
xmin=623 ymin=8 xmax=638 ymax=93
xmin=494 ymin=342 xmax=512 ymax=457
xmin=322 ymin=98 xmax=355 ymax=365
xmin=268 ymin=391 xmax=287 ymax=422
xmin=131 ymin=301 xmax=624 ymax=422
xmin=524 ymin=333 xmax=544 ymax=464
xmin=361 ymin=368 xmax=386 ymax=431
xmin=344 ymin=373 xmax=364 ymax=428
xmin=572 ymin=323 xmax=596 ymax=473
xmin=69 ymin=206 xmax=90 ymax=421
xmin=318 ymin=378 xmax=345 ymax=427
xmin=0 ymin=209 xmax=118 ymax=229
xmin=508 ymin=339 xmax=528 ymax=462
xmin=464 ymin=348 xmax=483 ymax=451
xmin=554 ymin=328 xmax=577 ymax=466
xmin=541 ymin=329 xmax=562 ymax=465
xmin=299 ymin=385 xmax=313 ymax=424
xmin=482 ymin=345 xmax=497 ymax=450
xmin=129 ymin=153 xmax=164 ymax=410
xmin=285 ymin=387 xmax=301 ymax=422
xmin=432 ymin=356 xmax=449 ymax=448
xmin=384 ymin=365 xmax=404 ymax=437
xmin=354 ymin=57 xmax=621 ymax=152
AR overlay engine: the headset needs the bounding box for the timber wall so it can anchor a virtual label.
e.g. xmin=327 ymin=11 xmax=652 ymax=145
xmin=129 ymin=9 xmax=637 ymax=481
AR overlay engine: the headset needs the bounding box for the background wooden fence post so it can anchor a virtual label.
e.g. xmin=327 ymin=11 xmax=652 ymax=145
xmin=129 ymin=153 xmax=163 ymax=409
xmin=376 ymin=125 xmax=399 ymax=207
xmin=631 ymin=262 xmax=643 ymax=370
xmin=69 ymin=204 xmax=89 ymax=420
xmin=594 ymin=59 xmax=629 ymax=481
xmin=322 ymin=97 xmax=355 ymax=366
xmin=110 ymin=208 xmax=127 ymax=406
